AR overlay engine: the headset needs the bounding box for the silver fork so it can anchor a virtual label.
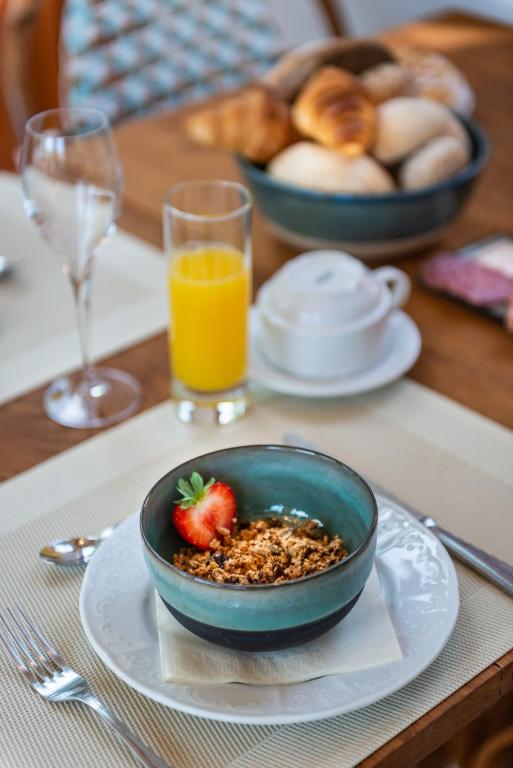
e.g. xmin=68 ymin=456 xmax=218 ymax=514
xmin=0 ymin=605 xmax=171 ymax=767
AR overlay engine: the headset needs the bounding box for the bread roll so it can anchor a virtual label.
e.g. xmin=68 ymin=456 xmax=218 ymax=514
xmin=360 ymin=63 xmax=410 ymax=104
xmin=396 ymin=47 xmax=475 ymax=116
xmin=185 ymin=87 xmax=294 ymax=163
xmin=400 ymin=135 xmax=470 ymax=190
xmin=268 ymin=141 xmax=395 ymax=194
xmin=263 ymin=38 xmax=395 ymax=102
xmin=292 ymin=67 xmax=376 ymax=157
xmin=373 ymin=97 xmax=469 ymax=164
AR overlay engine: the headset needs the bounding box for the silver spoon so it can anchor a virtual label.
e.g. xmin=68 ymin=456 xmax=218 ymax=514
xmin=39 ymin=525 xmax=117 ymax=566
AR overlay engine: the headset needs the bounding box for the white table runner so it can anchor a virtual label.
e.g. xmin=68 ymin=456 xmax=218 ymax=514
xmin=0 ymin=172 xmax=167 ymax=405
xmin=0 ymin=380 xmax=512 ymax=767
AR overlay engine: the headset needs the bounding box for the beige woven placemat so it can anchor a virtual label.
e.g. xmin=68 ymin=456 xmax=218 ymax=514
xmin=0 ymin=380 xmax=512 ymax=768
xmin=0 ymin=172 xmax=167 ymax=405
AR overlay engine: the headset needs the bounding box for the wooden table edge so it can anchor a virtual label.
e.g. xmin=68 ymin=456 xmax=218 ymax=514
xmin=360 ymin=648 xmax=513 ymax=767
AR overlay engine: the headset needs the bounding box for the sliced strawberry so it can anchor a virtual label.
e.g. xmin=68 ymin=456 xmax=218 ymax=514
xmin=172 ymin=472 xmax=237 ymax=550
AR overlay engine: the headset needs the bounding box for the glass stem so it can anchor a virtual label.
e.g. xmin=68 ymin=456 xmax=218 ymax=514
xmin=71 ymin=266 xmax=95 ymax=388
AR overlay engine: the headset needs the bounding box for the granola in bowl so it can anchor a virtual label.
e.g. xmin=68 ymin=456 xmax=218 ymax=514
xmin=172 ymin=517 xmax=348 ymax=585
xmin=141 ymin=445 xmax=378 ymax=650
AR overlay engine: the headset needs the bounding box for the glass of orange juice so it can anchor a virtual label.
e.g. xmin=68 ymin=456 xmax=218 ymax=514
xmin=163 ymin=180 xmax=252 ymax=424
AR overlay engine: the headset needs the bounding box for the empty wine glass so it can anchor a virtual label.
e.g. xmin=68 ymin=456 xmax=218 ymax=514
xmin=20 ymin=107 xmax=141 ymax=428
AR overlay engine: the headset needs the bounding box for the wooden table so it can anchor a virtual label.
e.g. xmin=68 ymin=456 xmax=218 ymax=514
xmin=1 ymin=12 xmax=512 ymax=768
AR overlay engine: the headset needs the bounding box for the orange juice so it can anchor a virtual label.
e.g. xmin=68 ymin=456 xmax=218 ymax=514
xmin=169 ymin=245 xmax=250 ymax=392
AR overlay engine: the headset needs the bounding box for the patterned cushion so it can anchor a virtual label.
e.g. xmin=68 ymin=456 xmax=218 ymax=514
xmin=61 ymin=0 xmax=282 ymax=123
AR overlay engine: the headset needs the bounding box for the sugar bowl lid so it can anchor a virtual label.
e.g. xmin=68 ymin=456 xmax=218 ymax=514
xmin=260 ymin=250 xmax=381 ymax=328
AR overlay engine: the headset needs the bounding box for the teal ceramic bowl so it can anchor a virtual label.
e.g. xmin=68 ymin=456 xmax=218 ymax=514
xmin=140 ymin=445 xmax=377 ymax=651
xmin=237 ymin=116 xmax=489 ymax=259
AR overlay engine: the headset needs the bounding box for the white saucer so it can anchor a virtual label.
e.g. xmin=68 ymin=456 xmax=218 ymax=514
xmin=80 ymin=496 xmax=458 ymax=725
xmin=249 ymin=309 xmax=421 ymax=398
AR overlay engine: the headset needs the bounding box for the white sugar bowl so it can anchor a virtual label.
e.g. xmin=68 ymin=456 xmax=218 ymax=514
xmin=256 ymin=250 xmax=411 ymax=380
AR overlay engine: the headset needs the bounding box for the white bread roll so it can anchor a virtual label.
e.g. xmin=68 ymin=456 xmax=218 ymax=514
xmin=360 ymin=63 xmax=410 ymax=104
xmin=373 ymin=97 xmax=469 ymax=164
xmin=397 ymin=48 xmax=476 ymax=116
xmin=268 ymin=141 xmax=395 ymax=194
xmin=400 ymin=135 xmax=470 ymax=190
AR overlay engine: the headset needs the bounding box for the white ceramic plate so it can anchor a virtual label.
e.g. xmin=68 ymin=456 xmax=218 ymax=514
xmin=80 ymin=497 xmax=458 ymax=725
xmin=249 ymin=309 xmax=421 ymax=398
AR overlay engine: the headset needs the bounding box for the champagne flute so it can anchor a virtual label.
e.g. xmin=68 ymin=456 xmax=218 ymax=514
xmin=20 ymin=107 xmax=141 ymax=428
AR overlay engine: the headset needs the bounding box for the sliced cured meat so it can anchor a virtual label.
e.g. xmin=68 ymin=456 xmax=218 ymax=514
xmin=421 ymin=252 xmax=513 ymax=306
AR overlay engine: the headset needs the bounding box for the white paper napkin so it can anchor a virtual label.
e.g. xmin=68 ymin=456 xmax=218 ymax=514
xmin=156 ymin=567 xmax=403 ymax=685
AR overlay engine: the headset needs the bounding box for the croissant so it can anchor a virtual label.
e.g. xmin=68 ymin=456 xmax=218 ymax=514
xmin=292 ymin=67 xmax=376 ymax=157
xmin=184 ymin=87 xmax=294 ymax=163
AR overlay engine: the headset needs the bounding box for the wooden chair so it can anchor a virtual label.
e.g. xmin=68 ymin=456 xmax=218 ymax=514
xmin=0 ymin=0 xmax=344 ymax=170
xmin=0 ymin=0 xmax=62 ymax=168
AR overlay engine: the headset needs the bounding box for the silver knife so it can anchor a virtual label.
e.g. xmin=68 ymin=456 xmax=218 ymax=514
xmin=283 ymin=431 xmax=513 ymax=598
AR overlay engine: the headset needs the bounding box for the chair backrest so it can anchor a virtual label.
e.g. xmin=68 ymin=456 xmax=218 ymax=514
xmin=0 ymin=0 xmax=343 ymax=169
xmin=60 ymin=0 xmax=283 ymax=123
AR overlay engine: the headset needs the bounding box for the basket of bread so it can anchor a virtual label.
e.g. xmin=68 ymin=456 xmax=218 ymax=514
xmin=184 ymin=38 xmax=488 ymax=259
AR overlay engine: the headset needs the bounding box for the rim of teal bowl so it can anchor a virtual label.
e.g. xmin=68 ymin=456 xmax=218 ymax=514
xmin=237 ymin=115 xmax=490 ymax=204
xmin=140 ymin=444 xmax=378 ymax=591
